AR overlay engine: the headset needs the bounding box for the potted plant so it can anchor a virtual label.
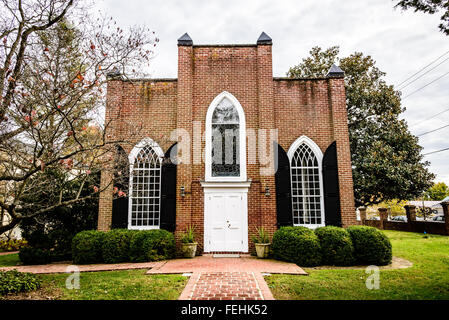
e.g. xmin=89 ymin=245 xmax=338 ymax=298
xmin=251 ymin=227 xmax=271 ymax=258
xmin=180 ymin=225 xmax=198 ymax=258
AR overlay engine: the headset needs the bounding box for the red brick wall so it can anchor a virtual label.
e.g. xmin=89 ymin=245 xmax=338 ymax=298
xmin=98 ymin=40 xmax=357 ymax=250
xmin=98 ymin=79 xmax=178 ymax=231
xmin=273 ymin=78 xmax=356 ymax=227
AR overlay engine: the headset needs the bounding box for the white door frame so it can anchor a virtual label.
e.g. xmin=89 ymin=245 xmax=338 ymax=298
xmin=201 ymin=181 xmax=251 ymax=252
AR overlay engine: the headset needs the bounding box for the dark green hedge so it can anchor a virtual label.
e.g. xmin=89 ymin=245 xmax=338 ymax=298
xmin=315 ymin=226 xmax=355 ymax=266
xmin=71 ymin=229 xmax=176 ymax=264
xmin=129 ymin=229 xmax=175 ymax=262
xmin=101 ymin=229 xmax=137 ymax=263
xmin=18 ymin=247 xmax=52 ymax=265
xmin=271 ymin=226 xmax=322 ymax=267
xmin=347 ymin=226 xmax=392 ymax=266
xmin=0 ymin=270 xmax=41 ymax=295
xmin=72 ymin=230 xmax=106 ymax=264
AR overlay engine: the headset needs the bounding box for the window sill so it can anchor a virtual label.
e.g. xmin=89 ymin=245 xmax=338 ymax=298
xmin=293 ymin=224 xmax=325 ymax=229
xmin=128 ymin=226 xmax=160 ymax=230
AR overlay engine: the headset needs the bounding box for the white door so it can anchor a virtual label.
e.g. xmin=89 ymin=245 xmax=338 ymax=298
xmin=204 ymin=191 xmax=248 ymax=252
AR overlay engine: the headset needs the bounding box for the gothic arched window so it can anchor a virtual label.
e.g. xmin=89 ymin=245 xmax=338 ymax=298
xmin=205 ymin=91 xmax=246 ymax=181
xmin=128 ymin=138 xmax=163 ymax=229
xmin=288 ymin=136 xmax=325 ymax=228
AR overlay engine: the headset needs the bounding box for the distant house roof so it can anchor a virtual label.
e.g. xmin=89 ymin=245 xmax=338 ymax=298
xmin=407 ymin=201 xmax=442 ymax=208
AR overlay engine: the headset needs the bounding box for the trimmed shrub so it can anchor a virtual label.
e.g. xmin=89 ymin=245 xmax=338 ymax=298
xmin=18 ymin=247 xmax=52 ymax=265
xmin=101 ymin=229 xmax=136 ymax=263
xmin=129 ymin=229 xmax=175 ymax=262
xmin=72 ymin=230 xmax=106 ymax=264
xmin=0 ymin=270 xmax=41 ymax=295
xmin=271 ymin=226 xmax=322 ymax=267
xmin=347 ymin=226 xmax=392 ymax=266
xmin=314 ymin=226 xmax=355 ymax=266
xmin=71 ymin=229 xmax=176 ymax=264
xmin=46 ymin=229 xmax=75 ymax=261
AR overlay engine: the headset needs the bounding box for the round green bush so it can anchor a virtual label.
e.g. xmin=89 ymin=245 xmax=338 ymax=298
xmin=101 ymin=229 xmax=136 ymax=263
xmin=314 ymin=226 xmax=355 ymax=266
xmin=271 ymin=226 xmax=322 ymax=267
xmin=18 ymin=247 xmax=52 ymax=265
xmin=0 ymin=270 xmax=41 ymax=295
xmin=129 ymin=229 xmax=175 ymax=262
xmin=72 ymin=230 xmax=106 ymax=264
xmin=346 ymin=226 xmax=392 ymax=266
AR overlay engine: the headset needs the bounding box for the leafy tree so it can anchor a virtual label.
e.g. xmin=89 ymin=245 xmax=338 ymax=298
xmin=424 ymin=182 xmax=449 ymax=200
xmin=288 ymin=47 xmax=434 ymax=207
xmin=0 ymin=0 xmax=156 ymax=234
xmin=19 ymin=168 xmax=99 ymax=260
xmin=394 ymin=0 xmax=449 ymax=35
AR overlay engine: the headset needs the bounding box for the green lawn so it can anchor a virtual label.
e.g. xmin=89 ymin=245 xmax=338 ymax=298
xmin=266 ymin=230 xmax=449 ymax=299
xmin=0 ymin=252 xmax=187 ymax=300
xmin=39 ymin=270 xmax=187 ymax=300
xmin=0 ymin=253 xmax=20 ymax=267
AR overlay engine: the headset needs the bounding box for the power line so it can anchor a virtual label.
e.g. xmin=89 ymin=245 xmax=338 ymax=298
xmin=397 ymin=50 xmax=449 ymax=87
xmin=417 ymin=123 xmax=449 ymax=137
xmin=402 ymin=70 xmax=449 ymax=99
xmin=410 ymin=106 xmax=449 ymax=127
xmin=399 ymin=56 xmax=449 ymax=90
xmin=423 ymin=147 xmax=449 ymax=156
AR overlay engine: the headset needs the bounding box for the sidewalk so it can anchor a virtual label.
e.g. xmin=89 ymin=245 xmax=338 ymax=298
xmin=0 ymin=261 xmax=164 ymax=274
xmin=0 ymin=251 xmax=19 ymax=256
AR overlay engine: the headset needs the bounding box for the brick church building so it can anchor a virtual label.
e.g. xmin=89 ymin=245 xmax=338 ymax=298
xmin=98 ymin=32 xmax=357 ymax=253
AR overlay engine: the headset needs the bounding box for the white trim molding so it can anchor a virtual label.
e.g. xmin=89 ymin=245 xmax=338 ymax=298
xmin=128 ymin=137 xmax=164 ymax=164
xmin=200 ymin=180 xmax=252 ymax=190
xmin=205 ymin=91 xmax=247 ymax=182
xmin=287 ymin=135 xmax=323 ymax=164
xmin=287 ymin=135 xmax=325 ymax=229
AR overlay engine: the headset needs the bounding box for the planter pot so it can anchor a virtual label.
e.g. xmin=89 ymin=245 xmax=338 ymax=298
xmin=255 ymin=243 xmax=270 ymax=259
xmin=181 ymin=242 xmax=198 ymax=258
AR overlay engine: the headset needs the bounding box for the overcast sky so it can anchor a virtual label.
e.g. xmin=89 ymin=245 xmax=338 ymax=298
xmin=97 ymin=0 xmax=449 ymax=184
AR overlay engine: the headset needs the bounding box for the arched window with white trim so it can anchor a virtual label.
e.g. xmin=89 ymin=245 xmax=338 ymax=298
xmin=128 ymin=138 xmax=163 ymax=229
xmin=288 ymin=136 xmax=325 ymax=228
xmin=205 ymin=91 xmax=246 ymax=181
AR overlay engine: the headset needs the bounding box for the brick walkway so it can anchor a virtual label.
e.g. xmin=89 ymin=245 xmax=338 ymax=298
xmin=179 ymin=272 xmax=271 ymax=300
xmin=150 ymin=255 xmax=306 ymax=300
xmin=0 ymin=251 xmax=19 ymax=256
xmin=147 ymin=254 xmax=306 ymax=275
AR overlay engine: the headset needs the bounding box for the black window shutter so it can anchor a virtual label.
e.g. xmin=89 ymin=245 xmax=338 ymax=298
xmin=112 ymin=146 xmax=129 ymax=229
xmin=322 ymin=141 xmax=342 ymax=227
xmin=112 ymin=197 xmax=129 ymax=229
xmin=274 ymin=143 xmax=293 ymax=227
xmin=160 ymin=143 xmax=177 ymax=232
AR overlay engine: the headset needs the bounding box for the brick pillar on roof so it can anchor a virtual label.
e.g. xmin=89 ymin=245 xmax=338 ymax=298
xmin=175 ymin=33 xmax=194 ymax=244
xmin=326 ymin=65 xmax=357 ymax=227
